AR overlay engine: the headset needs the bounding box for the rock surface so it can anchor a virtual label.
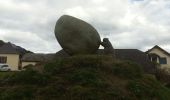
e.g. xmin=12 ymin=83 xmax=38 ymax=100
xmin=55 ymin=15 xmax=101 ymax=55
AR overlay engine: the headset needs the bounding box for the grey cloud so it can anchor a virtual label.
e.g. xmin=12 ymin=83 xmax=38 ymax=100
xmin=0 ymin=0 xmax=170 ymax=53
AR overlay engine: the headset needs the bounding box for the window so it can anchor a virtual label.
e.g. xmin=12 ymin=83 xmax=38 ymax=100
xmin=159 ymin=57 xmax=167 ymax=64
xmin=0 ymin=56 xmax=7 ymax=63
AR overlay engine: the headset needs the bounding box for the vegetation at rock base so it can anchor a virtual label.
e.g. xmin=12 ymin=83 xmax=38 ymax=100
xmin=0 ymin=55 xmax=170 ymax=100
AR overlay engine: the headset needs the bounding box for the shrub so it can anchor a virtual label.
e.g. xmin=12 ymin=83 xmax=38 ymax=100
xmin=4 ymin=68 xmax=48 ymax=85
xmin=127 ymin=75 xmax=170 ymax=100
xmin=0 ymin=86 xmax=36 ymax=100
xmin=67 ymin=86 xmax=101 ymax=100
xmin=43 ymin=60 xmax=63 ymax=75
xmin=0 ymin=55 xmax=170 ymax=99
xmin=128 ymin=80 xmax=153 ymax=99
xmin=37 ymin=84 xmax=66 ymax=99
xmin=70 ymin=55 xmax=102 ymax=68
xmin=67 ymin=68 xmax=103 ymax=87
xmin=112 ymin=61 xmax=143 ymax=79
xmin=67 ymin=86 xmax=128 ymax=100
xmin=155 ymin=68 xmax=170 ymax=85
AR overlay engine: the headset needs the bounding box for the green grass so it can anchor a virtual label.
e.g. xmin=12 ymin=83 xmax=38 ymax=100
xmin=0 ymin=55 xmax=170 ymax=100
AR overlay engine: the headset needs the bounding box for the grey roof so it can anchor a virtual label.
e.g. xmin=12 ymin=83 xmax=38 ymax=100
xmin=22 ymin=53 xmax=55 ymax=62
xmin=146 ymin=45 xmax=170 ymax=57
xmin=72 ymin=49 xmax=155 ymax=74
xmin=0 ymin=42 xmax=32 ymax=55
xmin=0 ymin=42 xmax=20 ymax=54
xmin=99 ymin=49 xmax=155 ymax=74
xmin=0 ymin=40 xmax=5 ymax=47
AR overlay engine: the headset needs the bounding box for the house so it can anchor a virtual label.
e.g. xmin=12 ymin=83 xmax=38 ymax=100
xmin=146 ymin=45 xmax=170 ymax=70
xmin=0 ymin=42 xmax=21 ymax=70
xmin=0 ymin=42 xmax=32 ymax=70
xmin=0 ymin=40 xmax=55 ymax=70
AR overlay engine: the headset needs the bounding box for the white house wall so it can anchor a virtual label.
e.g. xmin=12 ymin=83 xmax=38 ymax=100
xmin=0 ymin=54 xmax=19 ymax=71
xmin=148 ymin=48 xmax=170 ymax=69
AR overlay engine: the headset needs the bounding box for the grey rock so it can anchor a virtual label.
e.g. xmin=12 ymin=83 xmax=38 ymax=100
xmin=55 ymin=15 xmax=101 ymax=55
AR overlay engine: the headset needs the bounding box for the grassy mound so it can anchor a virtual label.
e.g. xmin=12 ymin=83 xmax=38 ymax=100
xmin=0 ymin=55 xmax=170 ymax=100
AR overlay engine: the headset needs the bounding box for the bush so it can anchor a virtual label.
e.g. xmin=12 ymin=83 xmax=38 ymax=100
xmin=128 ymin=80 xmax=154 ymax=99
xmin=67 ymin=86 xmax=128 ymax=100
xmin=4 ymin=68 xmax=48 ymax=85
xmin=43 ymin=60 xmax=63 ymax=75
xmin=66 ymin=68 xmax=105 ymax=87
xmin=67 ymin=86 xmax=101 ymax=100
xmin=0 ymin=55 xmax=170 ymax=99
xmin=127 ymin=75 xmax=170 ymax=100
xmin=37 ymin=84 xmax=66 ymax=99
xmin=155 ymin=68 xmax=170 ymax=85
xmin=70 ymin=55 xmax=102 ymax=68
xmin=0 ymin=86 xmax=36 ymax=100
xmin=112 ymin=61 xmax=143 ymax=79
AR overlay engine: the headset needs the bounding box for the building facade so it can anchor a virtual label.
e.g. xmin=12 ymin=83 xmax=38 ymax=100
xmin=146 ymin=45 xmax=170 ymax=70
xmin=0 ymin=43 xmax=20 ymax=70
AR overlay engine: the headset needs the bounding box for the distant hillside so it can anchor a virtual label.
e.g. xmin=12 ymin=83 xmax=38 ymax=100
xmin=0 ymin=55 xmax=170 ymax=100
xmin=14 ymin=43 xmax=33 ymax=55
xmin=0 ymin=40 xmax=33 ymax=55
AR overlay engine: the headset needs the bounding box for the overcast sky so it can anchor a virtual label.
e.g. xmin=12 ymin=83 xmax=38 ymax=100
xmin=0 ymin=0 xmax=170 ymax=53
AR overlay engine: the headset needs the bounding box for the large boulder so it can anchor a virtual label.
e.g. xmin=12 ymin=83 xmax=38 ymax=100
xmin=55 ymin=15 xmax=101 ymax=55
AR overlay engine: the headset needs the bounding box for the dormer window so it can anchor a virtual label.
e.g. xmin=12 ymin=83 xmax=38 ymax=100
xmin=159 ymin=57 xmax=167 ymax=64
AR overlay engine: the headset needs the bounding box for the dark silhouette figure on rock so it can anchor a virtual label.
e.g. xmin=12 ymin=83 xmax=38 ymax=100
xmin=101 ymin=38 xmax=115 ymax=58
